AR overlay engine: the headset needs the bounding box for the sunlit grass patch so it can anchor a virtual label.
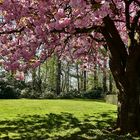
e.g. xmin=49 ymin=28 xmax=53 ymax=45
xmin=0 ymin=99 xmax=137 ymax=139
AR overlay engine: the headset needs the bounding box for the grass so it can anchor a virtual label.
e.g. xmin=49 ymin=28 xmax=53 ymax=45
xmin=0 ymin=99 xmax=139 ymax=140
xmin=0 ymin=99 xmax=115 ymax=119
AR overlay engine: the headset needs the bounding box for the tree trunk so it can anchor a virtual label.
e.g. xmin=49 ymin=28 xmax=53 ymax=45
xmin=37 ymin=65 xmax=42 ymax=93
xmin=83 ymin=70 xmax=87 ymax=92
xmin=80 ymin=70 xmax=87 ymax=92
xmin=109 ymin=73 xmax=113 ymax=93
xmin=76 ymin=63 xmax=80 ymax=93
xmin=56 ymin=58 xmax=61 ymax=95
xmin=111 ymin=60 xmax=140 ymax=133
xmin=94 ymin=64 xmax=98 ymax=89
xmin=32 ymin=68 xmax=36 ymax=90
xmin=103 ymin=59 xmax=107 ymax=93
xmin=66 ymin=62 xmax=70 ymax=92
xmin=80 ymin=71 xmax=84 ymax=91
xmin=44 ymin=61 xmax=48 ymax=83
xmin=102 ymin=15 xmax=140 ymax=133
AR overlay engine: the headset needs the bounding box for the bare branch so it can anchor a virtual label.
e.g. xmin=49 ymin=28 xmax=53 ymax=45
xmin=0 ymin=27 xmax=24 ymax=35
xmin=74 ymin=26 xmax=102 ymax=34
xmin=51 ymin=25 xmax=102 ymax=35
xmin=125 ymin=1 xmax=131 ymax=30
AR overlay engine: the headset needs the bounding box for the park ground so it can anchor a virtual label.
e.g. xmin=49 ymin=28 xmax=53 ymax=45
xmin=0 ymin=99 xmax=139 ymax=140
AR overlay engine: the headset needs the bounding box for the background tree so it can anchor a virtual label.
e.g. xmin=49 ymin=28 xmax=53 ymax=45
xmin=56 ymin=56 xmax=61 ymax=95
xmin=102 ymin=58 xmax=107 ymax=93
xmin=76 ymin=63 xmax=80 ymax=93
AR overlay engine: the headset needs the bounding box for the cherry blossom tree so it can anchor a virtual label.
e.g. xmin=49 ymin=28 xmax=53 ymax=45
xmin=0 ymin=0 xmax=140 ymax=133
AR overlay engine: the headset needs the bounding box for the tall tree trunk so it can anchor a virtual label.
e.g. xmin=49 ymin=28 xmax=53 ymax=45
xmin=110 ymin=56 xmax=140 ymax=133
xmin=66 ymin=62 xmax=70 ymax=92
xmin=102 ymin=15 xmax=140 ymax=133
xmin=94 ymin=64 xmax=98 ymax=89
xmin=61 ymin=72 xmax=65 ymax=93
xmin=80 ymin=71 xmax=84 ymax=91
xmin=80 ymin=70 xmax=87 ymax=92
xmin=32 ymin=68 xmax=36 ymax=90
xmin=103 ymin=59 xmax=107 ymax=93
xmin=76 ymin=63 xmax=80 ymax=93
xmin=37 ymin=65 xmax=42 ymax=93
xmin=44 ymin=61 xmax=48 ymax=84
xmin=56 ymin=58 xmax=61 ymax=95
xmin=109 ymin=73 xmax=113 ymax=93
xmin=83 ymin=70 xmax=87 ymax=92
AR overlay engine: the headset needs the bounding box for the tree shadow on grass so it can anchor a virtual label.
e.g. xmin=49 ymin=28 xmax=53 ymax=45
xmin=0 ymin=111 xmax=139 ymax=140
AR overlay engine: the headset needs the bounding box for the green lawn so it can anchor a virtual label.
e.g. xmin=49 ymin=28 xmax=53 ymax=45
xmin=0 ymin=99 xmax=116 ymax=119
xmin=0 ymin=99 xmax=138 ymax=140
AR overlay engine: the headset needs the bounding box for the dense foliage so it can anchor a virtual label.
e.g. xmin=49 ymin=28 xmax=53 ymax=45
xmin=0 ymin=0 xmax=138 ymax=73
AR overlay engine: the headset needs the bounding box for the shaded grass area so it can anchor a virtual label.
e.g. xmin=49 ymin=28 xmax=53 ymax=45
xmin=0 ymin=112 xmax=138 ymax=140
xmin=0 ymin=99 xmax=139 ymax=139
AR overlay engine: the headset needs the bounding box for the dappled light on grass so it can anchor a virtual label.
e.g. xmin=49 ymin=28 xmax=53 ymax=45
xmin=0 ymin=99 xmax=139 ymax=139
xmin=0 ymin=111 xmax=137 ymax=140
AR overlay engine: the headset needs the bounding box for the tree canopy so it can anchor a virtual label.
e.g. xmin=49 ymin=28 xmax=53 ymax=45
xmin=0 ymin=0 xmax=139 ymax=72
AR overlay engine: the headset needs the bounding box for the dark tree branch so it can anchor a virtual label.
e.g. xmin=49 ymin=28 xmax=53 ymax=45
xmin=0 ymin=27 xmax=24 ymax=35
xmin=51 ymin=25 xmax=102 ymax=34
xmin=102 ymin=15 xmax=128 ymax=69
xmin=131 ymin=10 xmax=140 ymax=34
xmin=125 ymin=1 xmax=131 ymax=30
xmin=128 ymin=10 xmax=140 ymax=51
xmin=74 ymin=26 xmax=102 ymax=34
xmin=110 ymin=0 xmax=121 ymax=15
xmin=102 ymin=26 xmax=128 ymax=94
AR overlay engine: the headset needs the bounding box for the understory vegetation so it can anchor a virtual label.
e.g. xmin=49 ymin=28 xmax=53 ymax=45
xmin=0 ymin=71 xmax=114 ymax=100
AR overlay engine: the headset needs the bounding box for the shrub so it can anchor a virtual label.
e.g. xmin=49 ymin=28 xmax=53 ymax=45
xmin=20 ymin=88 xmax=41 ymax=99
xmin=82 ymin=87 xmax=103 ymax=99
xmin=58 ymin=92 xmax=74 ymax=99
xmin=0 ymin=85 xmax=20 ymax=99
xmin=20 ymin=88 xmax=30 ymax=98
xmin=58 ymin=89 xmax=81 ymax=99
xmin=41 ymin=90 xmax=56 ymax=99
xmin=0 ymin=76 xmax=27 ymax=99
xmin=30 ymin=90 xmax=41 ymax=99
